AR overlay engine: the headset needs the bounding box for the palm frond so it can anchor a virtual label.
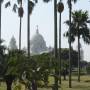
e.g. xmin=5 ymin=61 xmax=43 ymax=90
xmin=0 ymin=0 xmax=3 ymax=3
xmin=43 ymin=0 xmax=51 ymax=3
xmin=5 ymin=1 xmax=11 ymax=8
xmin=17 ymin=0 xmax=22 ymax=4
xmin=63 ymin=31 xmax=75 ymax=43
xmin=28 ymin=1 xmax=35 ymax=15
xmin=72 ymin=0 xmax=77 ymax=3
xmin=67 ymin=0 xmax=78 ymax=7
xmin=87 ymin=20 xmax=90 ymax=23
xmin=64 ymin=10 xmax=90 ymax=44
xmin=34 ymin=0 xmax=38 ymax=3
xmin=64 ymin=20 xmax=70 ymax=26
xmin=12 ymin=4 xmax=18 ymax=12
xmin=81 ymin=27 xmax=90 ymax=44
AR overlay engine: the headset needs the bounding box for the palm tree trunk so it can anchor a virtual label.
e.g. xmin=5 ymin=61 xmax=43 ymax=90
xmin=69 ymin=0 xmax=72 ymax=88
xmin=19 ymin=17 xmax=22 ymax=50
xmin=4 ymin=75 xmax=15 ymax=90
xmin=32 ymin=80 xmax=37 ymax=90
xmin=0 ymin=3 xmax=1 ymax=41
xmin=78 ymin=27 xmax=80 ymax=82
xmin=19 ymin=0 xmax=22 ymax=50
xmin=6 ymin=82 xmax=12 ymax=90
xmin=54 ymin=0 xmax=58 ymax=90
xmin=59 ymin=12 xmax=61 ymax=85
xmin=27 ymin=0 xmax=30 ymax=58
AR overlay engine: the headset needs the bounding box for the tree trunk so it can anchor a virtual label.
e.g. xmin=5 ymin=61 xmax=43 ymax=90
xmin=19 ymin=17 xmax=22 ymax=50
xmin=64 ymin=75 xmax=66 ymax=80
xmin=59 ymin=10 xmax=61 ymax=85
xmin=78 ymin=30 xmax=80 ymax=82
xmin=27 ymin=0 xmax=30 ymax=58
xmin=63 ymin=69 xmax=66 ymax=80
xmin=54 ymin=0 xmax=58 ymax=90
xmin=19 ymin=0 xmax=22 ymax=50
xmin=4 ymin=75 xmax=15 ymax=90
xmin=6 ymin=81 xmax=12 ymax=90
xmin=69 ymin=0 xmax=72 ymax=88
xmin=32 ymin=80 xmax=37 ymax=90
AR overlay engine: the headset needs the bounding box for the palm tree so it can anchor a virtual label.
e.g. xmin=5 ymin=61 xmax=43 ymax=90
xmin=5 ymin=0 xmax=24 ymax=50
xmin=27 ymin=0 xmax=35 ymax=58
xmin=43 ymin=0 xmax=58 ymax=89
xmin=67 ymin=0 xmax=78 ymax=88
xmin=57 ymin=0 xmax=64 ymax=85
xmin=53 ymin=0 xmax=58 ymax=89
xmin=17 ymin=0 xmax=24 ymax=50
xmin=64 ymin=10 xmax=90 ymax=83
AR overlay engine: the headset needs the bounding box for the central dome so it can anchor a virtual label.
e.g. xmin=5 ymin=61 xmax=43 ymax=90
xmin=31 ymin=28 xmax=47 ymax=54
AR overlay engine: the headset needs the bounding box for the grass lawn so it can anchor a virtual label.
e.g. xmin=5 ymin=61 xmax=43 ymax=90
xmin=0 ymin=75 xmax=90 ymax=90
xmin=0 ymin=82 xmax=6 ymax=90
xmin=39 ymin=75 xmax=90 ymax=90
xmin=61 ymin=75 xmax=90 ymax=90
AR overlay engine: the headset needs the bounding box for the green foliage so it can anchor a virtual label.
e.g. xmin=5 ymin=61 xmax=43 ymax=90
xmin=13 ymin=83 xmax=22 ymax=90
xmin=5 ymin=50 xmax=27 ymax=77
xmin=86 ymin=65 xmax=90 ymax=74
xmin=0 ymin=40 xmax=6 ymax=76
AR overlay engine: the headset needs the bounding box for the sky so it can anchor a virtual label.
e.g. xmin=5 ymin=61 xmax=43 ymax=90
xmin=1 ymin=0 xmax=90 ymax=62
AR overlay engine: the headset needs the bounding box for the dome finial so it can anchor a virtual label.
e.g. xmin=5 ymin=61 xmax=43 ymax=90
xmin=36 ymin=25 xmax=39 ymax=34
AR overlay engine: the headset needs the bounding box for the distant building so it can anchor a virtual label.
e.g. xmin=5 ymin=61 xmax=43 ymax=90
xmin=30 ymin=27 xmax=50 ymax=55
xmin=9 ymin=36 xmax=17 ymax=50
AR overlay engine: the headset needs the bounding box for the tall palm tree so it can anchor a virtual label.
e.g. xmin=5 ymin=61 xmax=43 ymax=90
xmin=43 ymin=0 xmax=58 ymax=89
xmin=57 ymin=0 xmax=64 ymax=85
xmin=27 ymin=0 xmax=35 ymax=58
xmin=54 ymin=0 xmax=58 ymax=89
xmin=29 ymin=0 xmax=58 ymax=89
xmin=27 ymin=1 xmax=53 ymax=90
xmin=64 ymin=10 xmax=90 ymax=83
xmin=17 ymin=0 xmax=24 ymax=50
xmin=67 ymin=0 xmax=78 ymax=88
xmin=5 ymin=0 xmax=24 ymax=50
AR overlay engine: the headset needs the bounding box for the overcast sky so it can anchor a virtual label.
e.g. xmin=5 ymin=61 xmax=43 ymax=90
xmin=1 ymin=0 xmax=90 ymax=61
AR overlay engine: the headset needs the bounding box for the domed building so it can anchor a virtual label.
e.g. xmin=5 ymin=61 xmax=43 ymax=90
xmin=30 ymin=27 xmax=47 ymax=55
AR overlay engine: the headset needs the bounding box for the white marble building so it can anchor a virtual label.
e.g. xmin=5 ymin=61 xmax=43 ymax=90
xmin=30 ymin=28 xmax=48 ymax=55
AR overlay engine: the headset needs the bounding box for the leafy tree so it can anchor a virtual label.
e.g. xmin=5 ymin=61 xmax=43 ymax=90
xmin=61 ymin=48 xmax=78 ymax=67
